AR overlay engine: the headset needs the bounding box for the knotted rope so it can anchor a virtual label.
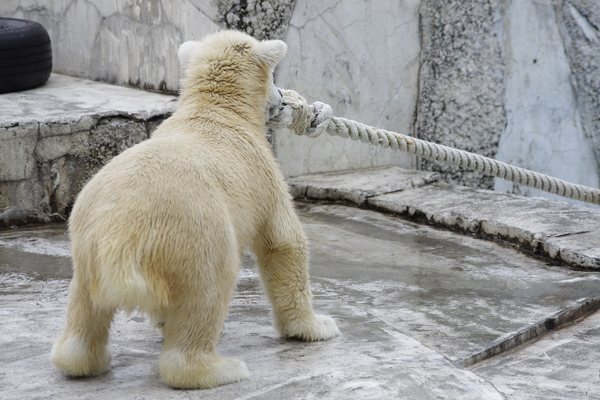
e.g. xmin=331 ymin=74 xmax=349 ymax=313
xmin=267 ymin=89 xmax=600 ymax=206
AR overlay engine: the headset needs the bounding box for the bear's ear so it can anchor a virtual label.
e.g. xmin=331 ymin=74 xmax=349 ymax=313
xmin=178 ymin=41 xmax=202 ymax=75
xmin=255 ymin=40 xmax=287 ymax=68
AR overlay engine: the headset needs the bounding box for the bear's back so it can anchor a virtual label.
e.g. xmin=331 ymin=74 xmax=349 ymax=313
xmin=70 ymin=113 xmax=283 ymax=251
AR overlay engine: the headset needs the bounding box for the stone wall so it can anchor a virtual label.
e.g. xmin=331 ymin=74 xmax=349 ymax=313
xmin=553 ymin=0 xmax=600 ymax=196
xmin=560 ymin=0 xmax=600 ymax=169
xmin=1 ymin=1 xmax=296 ymax=93
xmin=218 ymin=0 xmax=296 ymax=40
xmin=0 ymin=75 xmax=175 ymax=227
xmin=2 ymin=0 xmax=217 ymax=93
xmin=0 ymin=116 xmax=164 ymax=225
xmin=493 ymin=0 xmax=600 ymax=202
xmin=416 ymin=0 xmax=506 ymax=190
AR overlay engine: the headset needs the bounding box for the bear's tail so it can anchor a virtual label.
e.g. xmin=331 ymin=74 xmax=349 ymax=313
xmin=78 ymin=237 xmax=169 ymax=314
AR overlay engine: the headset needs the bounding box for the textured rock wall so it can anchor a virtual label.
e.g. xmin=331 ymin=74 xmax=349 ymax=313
xmin=416 ymin=0 xmax=506 ymax=189
xmin=0 ymin=115 xmax=167 ymax=226
xmin=218 ymin=0 xmax=296 ymax=40
xmin=0 ymin=74 xmax=176 ymax=227
xmin=416 ymin=0 xmax=600 ymax=197
xmin=2 ymin=0 xmax=599 ymax=199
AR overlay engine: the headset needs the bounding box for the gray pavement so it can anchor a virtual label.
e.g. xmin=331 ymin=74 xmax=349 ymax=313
xmin=473 ymin=310 xmax=600 ymax=399
xmin=2 ymin=202 xmax=600 ymax=399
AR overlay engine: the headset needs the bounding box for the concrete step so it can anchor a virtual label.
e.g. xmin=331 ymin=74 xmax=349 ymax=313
xmin=288 ymin=166 xmax=440 ymax=205
xmin=0 ymin=73 xmax=176 ymax=226
xmin=288 ymin=166 xmax=600 ymax=271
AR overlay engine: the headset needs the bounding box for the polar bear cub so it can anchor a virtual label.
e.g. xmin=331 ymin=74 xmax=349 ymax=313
xmin=51 ymin=30 xmax=339 ymax=389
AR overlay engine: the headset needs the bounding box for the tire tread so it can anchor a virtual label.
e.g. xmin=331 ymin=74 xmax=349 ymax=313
xmin=0 ymin=18 xmax=52 ymax=93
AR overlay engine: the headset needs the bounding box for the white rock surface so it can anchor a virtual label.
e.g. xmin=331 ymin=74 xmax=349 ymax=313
xmin=288 ymin=166 xmax=439 ymax=206
xmin=0 ymin=74 xmax=177 ymax=127
xmin=494 ymin=0 xmax=600 ymax=202
xmin=2 ymin=0 xmax=600 ymax=205
xmin=273 ymin=0 xmax=420 ymax=177
xmin=0 ymin=74 xmax=176 ymax=223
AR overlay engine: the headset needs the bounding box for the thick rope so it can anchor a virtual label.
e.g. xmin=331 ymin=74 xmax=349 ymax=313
xmin=267 ymin=89 xmax=600 ymax=206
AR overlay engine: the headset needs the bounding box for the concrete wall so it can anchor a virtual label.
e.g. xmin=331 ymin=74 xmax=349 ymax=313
xmin=2 ymin=0 xmax=219 ymax=93
xmin=272 ymin=0 xmax=418 ymax=177
xmin=2 ymin=0 xmax=599 ymax=200
xmin=1 ymin=0 xmax=295 ymax=93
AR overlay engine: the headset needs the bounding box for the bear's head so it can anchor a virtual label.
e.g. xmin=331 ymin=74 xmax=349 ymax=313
xmin=177 ymin=30 xmax=287 ymax=124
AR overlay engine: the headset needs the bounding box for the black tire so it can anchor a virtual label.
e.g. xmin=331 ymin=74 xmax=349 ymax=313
xmin=0 ymin=18 xmax=52 ymax=94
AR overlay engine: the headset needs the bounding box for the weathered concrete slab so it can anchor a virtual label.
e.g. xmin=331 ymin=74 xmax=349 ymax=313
xmin=287 ymin=166 xmax=439 ymax=205
xmin=0 ymin=218 xmax=503 ymax=399
xmin=472 ymin=310 xmax=600 ymax=400
xmin=0 ymin=74 xmax=176 ymax=226
xmin=301 ymin=204 xmax=600 ymax=363
xmin=369 ymin=183 xmax=600 ymax=270
xmin=0 ymin=74 xmax=177 ymax=127
xmin=2 ymin=203 xmax=600 ymax=399
xmin=289 ymin=167 xmax=600 ymax=271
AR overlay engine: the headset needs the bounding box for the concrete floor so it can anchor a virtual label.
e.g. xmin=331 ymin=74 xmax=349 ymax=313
xmin=2 ymin=202 xmax=600 ymax=399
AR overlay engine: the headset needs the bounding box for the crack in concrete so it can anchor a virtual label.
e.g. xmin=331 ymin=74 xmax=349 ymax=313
xmin=288 ymin=0 xmax=341 ymax=31
xmin=460 ymin=297 xmax=600 ymax=367
xmin=551 ymin=230 xmax=592 ymax=237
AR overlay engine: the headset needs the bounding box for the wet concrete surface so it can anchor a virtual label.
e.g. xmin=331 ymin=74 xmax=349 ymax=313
xmin=300 ymin=204 xmax=600 ymax=362
xmin=1 ymin=202 xmax=600 ymax=399
xmin=473 ymin=310 xmax=600 ymax=399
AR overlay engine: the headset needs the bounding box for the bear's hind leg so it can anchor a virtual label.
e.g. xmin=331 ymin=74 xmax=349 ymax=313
xmin=52 ymin=275 xmax=115 ymax=376
xmin=158 ymin=250 xmax=249 ymax=389
xmin=253 ymin=205 xmax=340 ymax=342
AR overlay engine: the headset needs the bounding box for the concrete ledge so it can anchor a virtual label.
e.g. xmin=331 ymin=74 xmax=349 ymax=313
xmin=287 ymin=166 xmax=440 ymax=205
xmin=289 ymin=167 xmax=600 ymax=270
xmin=0 ymin=74 xmax=177 ymax=226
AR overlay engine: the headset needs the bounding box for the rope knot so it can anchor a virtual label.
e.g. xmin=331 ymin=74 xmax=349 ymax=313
xmin=265 ymin=89 xmax=331 ymax=138
xmin=307 ymin=101 xmax=333 ymax=138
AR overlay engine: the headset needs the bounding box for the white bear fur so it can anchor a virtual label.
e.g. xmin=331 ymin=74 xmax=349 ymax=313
xmin=51 ymin=30 xmax=339 ymax=390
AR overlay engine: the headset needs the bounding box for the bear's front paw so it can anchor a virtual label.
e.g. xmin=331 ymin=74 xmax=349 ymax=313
xmin=282 ymin=314 xmax=340 ymax=342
